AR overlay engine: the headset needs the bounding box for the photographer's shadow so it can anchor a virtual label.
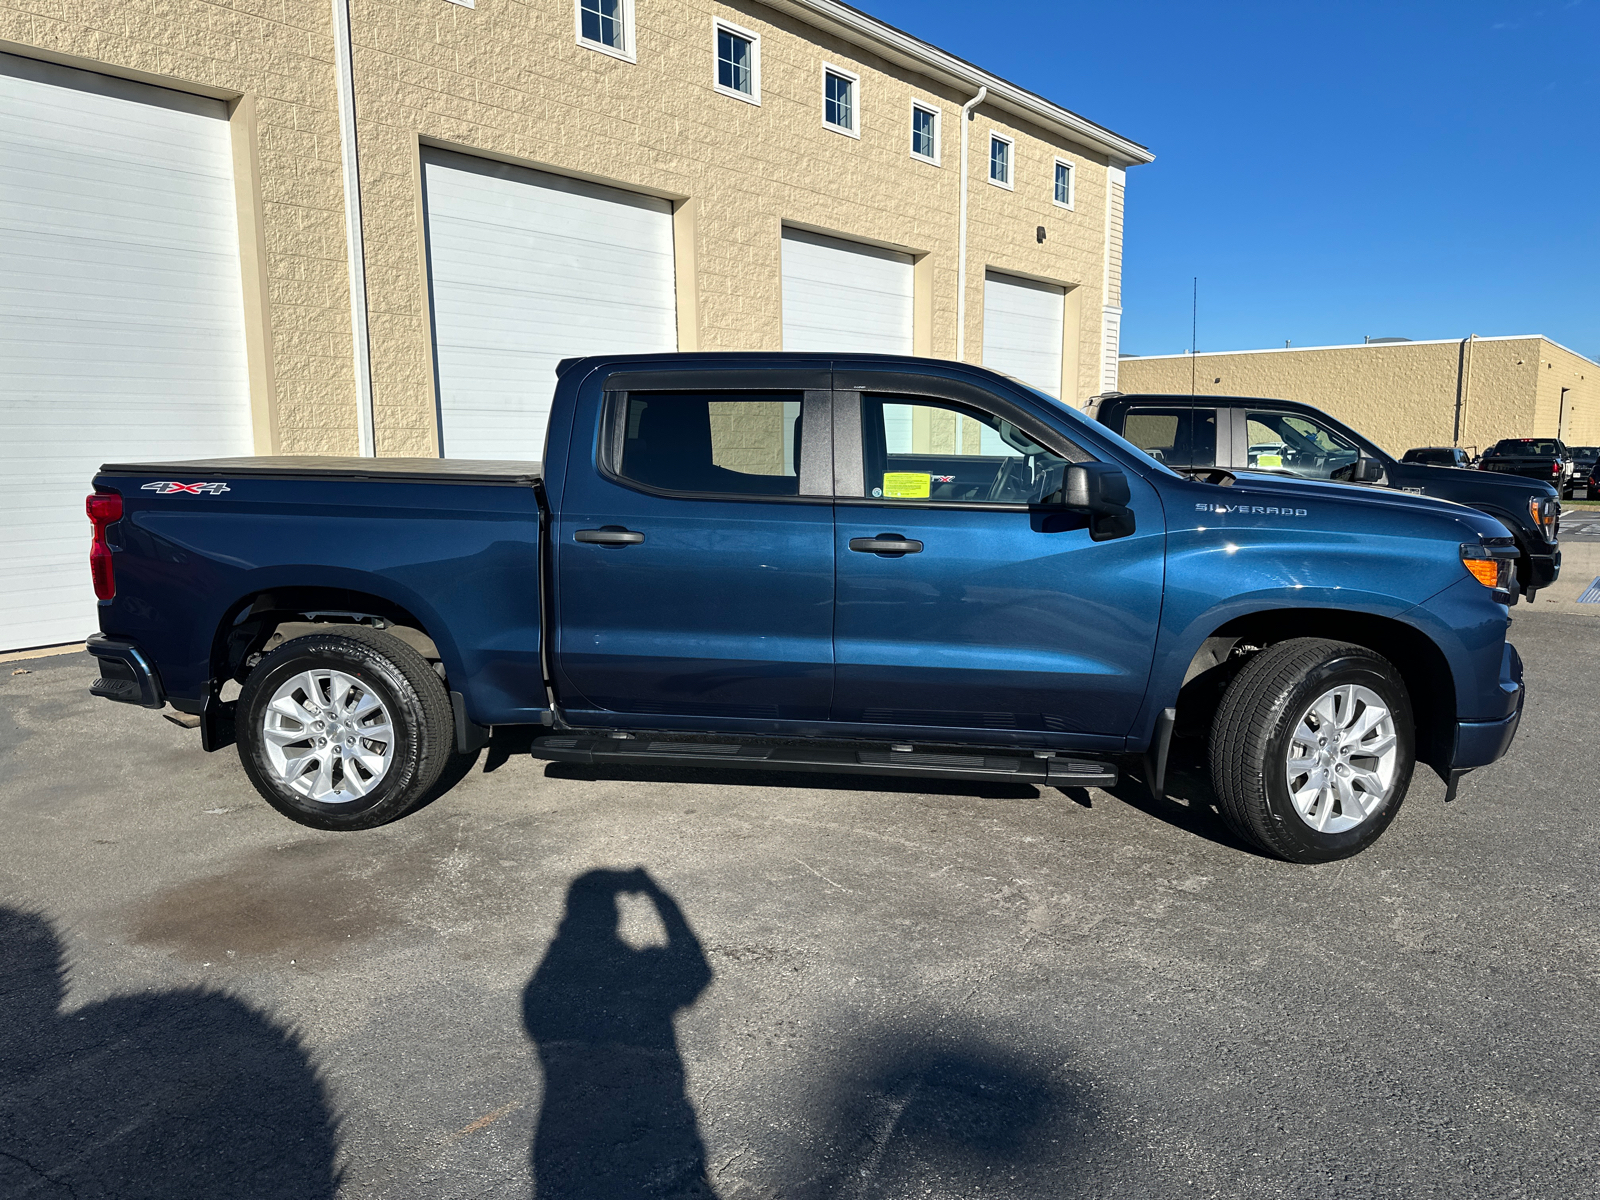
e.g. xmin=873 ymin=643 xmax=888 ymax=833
xmin=524 ymin=869 xmax=716 ymax=1199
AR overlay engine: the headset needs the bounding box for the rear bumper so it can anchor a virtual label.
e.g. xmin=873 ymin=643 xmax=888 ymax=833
xmin=86 ymin=634 xmax=165 ymax=709
xmin=1451 ymin=643 xmax=1524 ymax=769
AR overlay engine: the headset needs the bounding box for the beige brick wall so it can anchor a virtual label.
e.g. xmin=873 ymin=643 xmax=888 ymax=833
xmin=4 ymin=0 xmax=1138 ymax=456
xmin=1534 ymin=341 xmax=1600 ymax=447
xmin=1117 ymin=338 xmax=1599 ymax=457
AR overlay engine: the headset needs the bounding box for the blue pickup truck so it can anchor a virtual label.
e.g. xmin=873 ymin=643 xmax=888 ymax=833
xmin=86 ymin=354 xmax=1525 ymax=862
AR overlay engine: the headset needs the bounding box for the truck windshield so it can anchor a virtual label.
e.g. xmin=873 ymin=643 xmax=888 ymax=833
xmin=1013 ymin=384 xmax=1182 ymax=478
xmin=1491 ymin=440 xmax=1559 ymax=455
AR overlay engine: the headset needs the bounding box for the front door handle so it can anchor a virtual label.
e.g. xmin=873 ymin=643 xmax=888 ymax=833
xmin=575 ymin=526 xmax=645 ymax=546
xmin=849 ymin=536 xmax=923 ymax=555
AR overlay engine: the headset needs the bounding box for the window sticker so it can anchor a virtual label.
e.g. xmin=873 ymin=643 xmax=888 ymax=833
xmin=882 ymin=472 xmax=931 ymax=499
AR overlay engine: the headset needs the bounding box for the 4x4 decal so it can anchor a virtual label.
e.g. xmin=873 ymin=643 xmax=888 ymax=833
xmin=140 ymin=481 xmax=232 ymax=495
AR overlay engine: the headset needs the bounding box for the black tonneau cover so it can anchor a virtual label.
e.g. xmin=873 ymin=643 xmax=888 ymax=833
xmin=97 ymin=456 xmax=542 ymax=486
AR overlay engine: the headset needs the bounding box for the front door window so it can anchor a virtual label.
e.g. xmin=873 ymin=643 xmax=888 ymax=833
xmin=862 ymin=396 xmax=1074 ymax=505
xmin=1245 ymin=410 xmax=1361 ymax=479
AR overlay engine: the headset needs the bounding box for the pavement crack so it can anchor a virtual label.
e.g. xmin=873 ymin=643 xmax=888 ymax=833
xmin=0 ymin=1148 xmax=78 ymax=1198
xmin=793 ymin=857 xmax=850 ymax=892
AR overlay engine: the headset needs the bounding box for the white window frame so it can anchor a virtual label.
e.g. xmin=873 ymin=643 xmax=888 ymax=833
xmin=712 ymin=18 xmax=761 ymax=105
xmin=987 ymin=131 xmax=1014 ymax=190
xmin=821 ymin=63 xmax=860 ymax=139
xmin=909 ymin=99 xmax=941 ymax=165
xmin=1052 ymin=157 xmax=1075 ymax=210
xmin=574 ymin=0 xmax=636 ymax=64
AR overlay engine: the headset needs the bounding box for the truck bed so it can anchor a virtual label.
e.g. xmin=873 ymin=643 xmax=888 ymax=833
xmin=97 ymin=456 xmax=542 ymax=486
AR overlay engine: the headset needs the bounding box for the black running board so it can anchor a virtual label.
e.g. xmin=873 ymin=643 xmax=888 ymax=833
xmin=529 ymin=735 xmax=1118 ymax=788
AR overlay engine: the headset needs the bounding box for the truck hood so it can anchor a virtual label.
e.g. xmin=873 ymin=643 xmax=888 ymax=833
xmin=1223 ymin=470 xmax=1510 ymax=540
xmin=1401 ymin=460 xmax=1559 ymax=499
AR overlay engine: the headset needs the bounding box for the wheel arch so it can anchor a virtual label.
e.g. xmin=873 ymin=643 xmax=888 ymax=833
xmin=211 ymin=586 xmax=451 ymax=690
xmin=1171 ymin=608 xmax=1457 ymax=774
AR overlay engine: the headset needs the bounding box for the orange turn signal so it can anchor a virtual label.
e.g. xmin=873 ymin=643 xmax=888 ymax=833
xmin=1463 ymin=557 xmax=1500 ymax=588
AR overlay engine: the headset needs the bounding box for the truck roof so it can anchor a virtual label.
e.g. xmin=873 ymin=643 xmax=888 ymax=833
xmin=96 ymin=456 xmax=542 ymax=486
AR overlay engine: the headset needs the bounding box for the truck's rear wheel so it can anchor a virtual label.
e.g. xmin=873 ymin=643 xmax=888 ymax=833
xmin=1210 ymin=638 xmax=1414 ymax=862
xmin=236 ymin=628 xmax=453 ymax=830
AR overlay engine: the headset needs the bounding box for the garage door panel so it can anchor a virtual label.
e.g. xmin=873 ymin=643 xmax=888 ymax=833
xmin=781 ymin=228 xmax=913 ymax=355
xmin=982 ymin=271 xmax=1065 ymax=399
xmin=423 ymin=147 xmax=677 ymax=461
xmin=0 ymin=51 xmax=252 ymax=652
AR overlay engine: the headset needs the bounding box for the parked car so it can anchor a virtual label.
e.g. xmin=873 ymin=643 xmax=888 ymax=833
xmin=1569 ymin=446 xmax=1600 ymax=496
xmin=1479 ymin=438 xmax=1574 ymax=493
xmin=1588 ymin=462 xmax=1600 ymax=501
xmin=86 ymin=355 xmax=1525 ymax=863
xmin=1097 ymin=394 xmax=1561 ymax=597
xmin=1402 ymin=446 xmax=1473 ymax=469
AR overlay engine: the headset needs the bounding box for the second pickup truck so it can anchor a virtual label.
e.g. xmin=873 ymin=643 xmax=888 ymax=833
xmin=86 ymin=354 xmax=1525 ymax=862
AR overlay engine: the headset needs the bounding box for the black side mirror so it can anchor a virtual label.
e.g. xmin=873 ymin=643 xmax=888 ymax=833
xmin=1332 ymin=457 xmax=1385 ymax=484
xmin=1047 ymin=462 xmax=1136 ymax=541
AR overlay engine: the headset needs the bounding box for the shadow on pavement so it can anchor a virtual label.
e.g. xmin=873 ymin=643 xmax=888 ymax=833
xmin=523 ymin=868 xmax=717 ymax=1199
xmin=0 ymin=906 xmax=339 ymax=1199
xmin=783 ymin=1024 xmax=1108 ymax=1198
xmin=1109 ymin=734 xmax=1274 ymax=858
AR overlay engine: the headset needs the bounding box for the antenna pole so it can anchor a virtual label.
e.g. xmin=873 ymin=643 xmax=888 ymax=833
xmin=1190 ymin=277 xmax=1198 ymax=396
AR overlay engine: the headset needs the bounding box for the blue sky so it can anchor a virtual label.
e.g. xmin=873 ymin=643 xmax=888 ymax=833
xmin=864 ymin=0 xmax=1599 ymax=360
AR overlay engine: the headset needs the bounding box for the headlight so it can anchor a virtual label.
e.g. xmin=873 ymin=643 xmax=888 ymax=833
xmin=1461 ymin=542 xmax=1515 ymax=596
xmin=1527 ymin=496 xmax=1559 ymax=541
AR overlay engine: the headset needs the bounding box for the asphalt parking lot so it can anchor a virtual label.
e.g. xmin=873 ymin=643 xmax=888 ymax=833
xmin=3 ymin=611 xmax=1599 ymax=1199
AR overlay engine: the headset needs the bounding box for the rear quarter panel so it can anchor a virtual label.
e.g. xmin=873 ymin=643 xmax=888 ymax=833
xmin=93 ymin=474 xmax=546 ymax=724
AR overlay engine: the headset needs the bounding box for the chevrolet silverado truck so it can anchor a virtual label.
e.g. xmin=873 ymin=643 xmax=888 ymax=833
xmin=1096 ymin=394 xmax=1561 ymax=597
xmin=86 ymin=355 xmax=1525 ymax=862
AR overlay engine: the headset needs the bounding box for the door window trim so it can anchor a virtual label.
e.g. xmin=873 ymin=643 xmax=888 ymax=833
xmin=597 ymin=387 xmax=835 ymax=504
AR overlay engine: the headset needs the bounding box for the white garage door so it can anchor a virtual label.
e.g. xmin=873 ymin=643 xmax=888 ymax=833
xmin=780 ymin=228 xmax=913 ymax=355
xmin=422 ymin=149 xmax=677 ymax=460
xmin=0 ymin=53 xmax=253 ymax=653
xmin=982 ymin=271 xmax=1065 ymax=399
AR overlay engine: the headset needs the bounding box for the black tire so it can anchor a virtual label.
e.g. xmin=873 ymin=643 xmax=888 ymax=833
xmin=1209 ymin=638 xmax=1415 ymax=863
xmin=236 ymin=627 xmax=454 ymax=830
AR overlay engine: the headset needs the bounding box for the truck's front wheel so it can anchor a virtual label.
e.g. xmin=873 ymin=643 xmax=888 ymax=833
xmin=1210 ymin=638 xmax=1415 ymax=862
xmin=236 ymin=628 xmax=453 ymax=830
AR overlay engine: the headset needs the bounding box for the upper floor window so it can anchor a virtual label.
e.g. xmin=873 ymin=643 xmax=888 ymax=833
xmin=1053 ymin=159 xmax=1075 ymax=209
xmin=910 ymin=101 xmax=940 ymax=164
xmin=714 ymin=20 xmax=759 ymax=103
xmin=823 ymin=66 xmax=859 ymax=137
xmin=577 ymin=0 xmax=634 ymax=62
xmin=988 ymin=133 xmax=1013 ymax=189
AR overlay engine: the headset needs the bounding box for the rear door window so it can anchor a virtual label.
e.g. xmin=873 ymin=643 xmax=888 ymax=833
xmin=615 ymin=393 xmax=804 ymax=497
xmin=1120 ymin=407 xmax=1216 ymax=469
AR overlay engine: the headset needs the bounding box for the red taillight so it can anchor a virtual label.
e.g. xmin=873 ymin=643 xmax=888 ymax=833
xmin=87 ymin=491 xmax=123 ymax=600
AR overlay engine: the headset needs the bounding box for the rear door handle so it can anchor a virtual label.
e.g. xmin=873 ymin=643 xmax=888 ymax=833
xmin=849 ymin=536 xmax=923 ymax=555
xmin=575 ymin=527 xmax=645 ymax=546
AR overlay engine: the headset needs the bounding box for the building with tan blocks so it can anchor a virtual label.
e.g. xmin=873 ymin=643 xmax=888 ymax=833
xmin=0 ymin=0 xmax=1151 ymax=651
xmin=1118 ymin=336 xmax=1599 ymax=458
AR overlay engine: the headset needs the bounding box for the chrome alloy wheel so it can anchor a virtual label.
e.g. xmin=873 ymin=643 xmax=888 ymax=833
xmin=261 ymin=669 xmax=394 ymax=804
xmin=1285 ymin=683 xmax=1399 ymax=834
